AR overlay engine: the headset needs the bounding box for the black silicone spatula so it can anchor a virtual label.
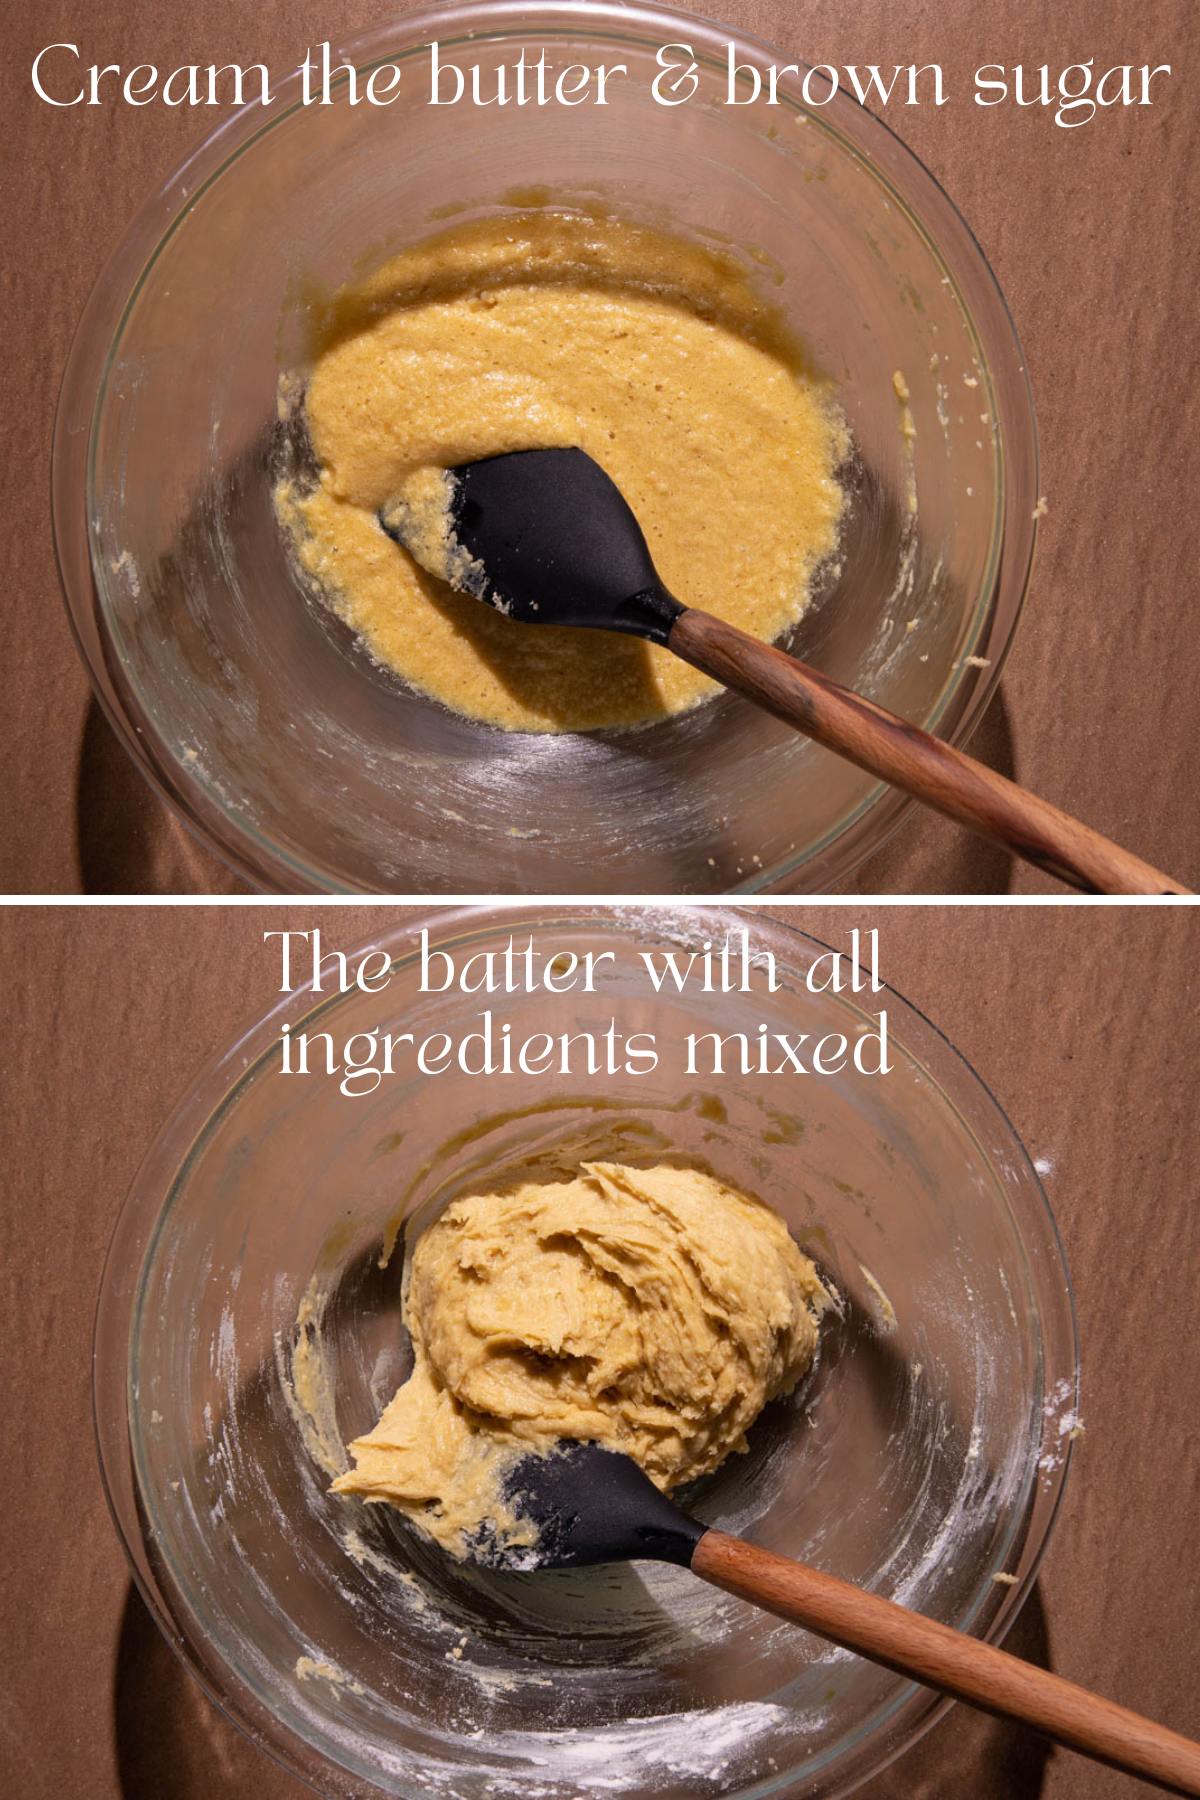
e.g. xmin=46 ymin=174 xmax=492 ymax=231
xmin=379 ymin=448 xmax=1187 ymax=895
xmin=473 ymin=1440 xmax=1200 ymax=1797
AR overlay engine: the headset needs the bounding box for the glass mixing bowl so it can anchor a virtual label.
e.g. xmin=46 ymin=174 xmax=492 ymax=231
xmin=54 ymin=1 xmax=1037 ymax=894
xmin=95 ymin=907 xmax=1077 ymax=1798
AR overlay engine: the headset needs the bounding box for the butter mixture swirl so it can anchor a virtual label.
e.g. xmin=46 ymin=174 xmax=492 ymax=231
xmin=277 ymin=210 xmax=846 ymax=732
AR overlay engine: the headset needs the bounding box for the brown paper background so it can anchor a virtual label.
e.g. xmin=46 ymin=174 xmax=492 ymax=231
xmin=1 ymin=902 xmax=1197 ymax=1796
xmin=3 ymin=1 xmax=1199 ymax=893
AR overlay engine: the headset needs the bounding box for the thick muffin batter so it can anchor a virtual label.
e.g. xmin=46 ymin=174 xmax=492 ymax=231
xmin=333 ymin=1162 xmax=827 ymax=1559
xmin=277 ymin=210 xmax=847 ymax=732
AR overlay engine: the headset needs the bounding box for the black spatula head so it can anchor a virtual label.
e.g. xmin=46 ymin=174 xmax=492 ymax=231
xmin=380 ymin=448 xmax=684 ymax=645
xmin=472 ymin=1440 xmax=705 ymax=1572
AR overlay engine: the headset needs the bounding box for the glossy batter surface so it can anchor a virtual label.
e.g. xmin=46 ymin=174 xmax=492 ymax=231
xmin=333 ymin=1161 xmax=827 ymax=1560
xmin=277 ymin=211 xmax=847 ymax=732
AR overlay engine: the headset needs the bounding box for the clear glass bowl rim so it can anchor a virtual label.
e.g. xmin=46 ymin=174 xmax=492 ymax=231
xmin=52 ymin=0 xmax=1039 ymax=896
xmin=93 ymin=905 xmax=1078 ymax=1799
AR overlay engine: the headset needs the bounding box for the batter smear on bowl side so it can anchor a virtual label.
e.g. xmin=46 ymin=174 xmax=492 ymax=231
xmin=275 ymin=210 xmax=848 ymax=732
xmin=333 ymin=1161 xmax=828 ymax=1560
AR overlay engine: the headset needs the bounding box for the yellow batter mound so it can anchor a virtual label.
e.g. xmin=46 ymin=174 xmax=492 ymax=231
xmin=277 ymin=210 xmax=847 ymax=732
xmin=333 ymin=1161 xmax=827 ymax=1560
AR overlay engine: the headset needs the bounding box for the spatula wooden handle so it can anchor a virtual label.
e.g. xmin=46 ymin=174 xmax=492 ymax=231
xmin=669 ymin=608 xmax=1189 ymax=895
xmin=693 ymin=1531 xmax=1200 ymax=1796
